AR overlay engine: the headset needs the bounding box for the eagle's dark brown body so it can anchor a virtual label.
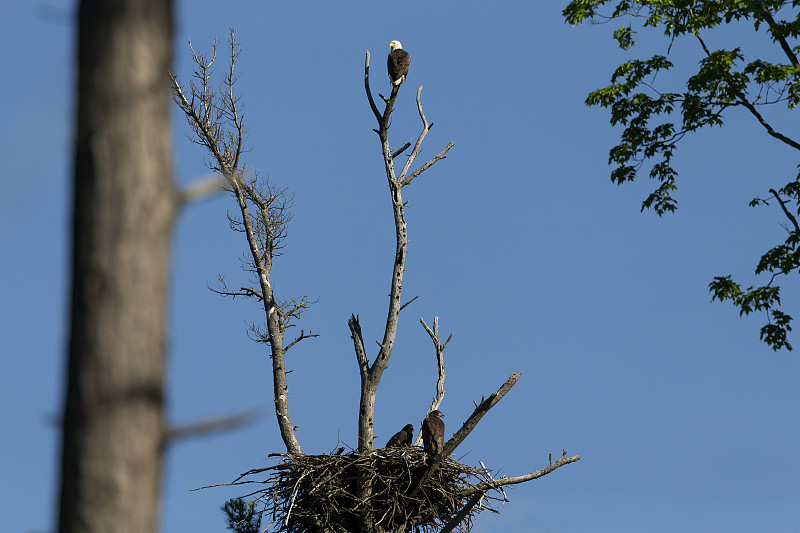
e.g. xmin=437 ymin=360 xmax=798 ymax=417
xmin=388 ymin=47 xmax=410 ymax=86
xmin=385 ymin=423 xmax=414 ymax=448
xmin=421 ymin=410 xmax=445 ymax=457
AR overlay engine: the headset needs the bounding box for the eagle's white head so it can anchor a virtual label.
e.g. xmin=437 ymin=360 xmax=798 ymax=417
xmin=389 ymin=40 xmax=403 ymax=51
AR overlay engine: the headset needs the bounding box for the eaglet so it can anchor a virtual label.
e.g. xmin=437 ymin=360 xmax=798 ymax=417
xmin=385 ymin=423 xmax=414 ymax=448
xmin=421 ymin=410 xmax=445 ymax=457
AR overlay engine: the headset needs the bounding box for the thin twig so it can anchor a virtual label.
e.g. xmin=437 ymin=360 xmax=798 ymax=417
xmin=399 ymin=295 xmax=419 ymax=311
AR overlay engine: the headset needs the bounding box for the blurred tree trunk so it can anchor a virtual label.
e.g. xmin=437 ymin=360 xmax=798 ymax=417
xmin=58 ymin=1 xmax=174 ymax=532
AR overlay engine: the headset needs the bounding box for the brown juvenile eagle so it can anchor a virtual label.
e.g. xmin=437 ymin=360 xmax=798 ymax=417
xmin=385 ymin=423 xmax=414 ymax=448
xmin=421 ymin=410 xmax=445 ymax=457
xmin=388 ymin=40 xmax=410 ymax=86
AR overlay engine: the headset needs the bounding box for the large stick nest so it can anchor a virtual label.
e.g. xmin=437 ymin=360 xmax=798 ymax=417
xmin=233 ymin=447 xmax=505 ymax=533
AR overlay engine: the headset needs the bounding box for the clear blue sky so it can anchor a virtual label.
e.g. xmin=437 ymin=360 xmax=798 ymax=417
xmin=2 ymin=1 xmax=799 ymax=532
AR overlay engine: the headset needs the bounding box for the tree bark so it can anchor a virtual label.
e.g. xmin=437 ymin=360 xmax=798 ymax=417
xmin=59 ymin=1 xmax=174 ymax=532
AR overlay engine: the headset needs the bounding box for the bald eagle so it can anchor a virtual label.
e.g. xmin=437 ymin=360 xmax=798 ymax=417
xmin=385 ymin=423 xmax=414 ymax=448
xmin=421 ymin=410 xmax=445 ymax=457
xmin=388 ymin=40 xmax=410 ymax=86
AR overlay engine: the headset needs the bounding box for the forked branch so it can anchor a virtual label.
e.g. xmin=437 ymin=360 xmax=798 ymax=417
xmin=413 ymin=316 xmax=452 ymax=447
xmin=397 ymin=86 xmax=455 ymax=188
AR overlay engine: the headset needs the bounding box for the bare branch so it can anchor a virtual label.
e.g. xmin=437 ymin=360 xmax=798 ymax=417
xmin=459 ymin=454 xmax=581 ymax=496
xmin=283 ymin=297 xmax=310 ymax=319
xmin=399 ymin=295 xmax=419 ymax=311
xmin=391 ymin=141 xmax=412 ymax=159
xmin=443 ymin=373 xmax=521 ymax=457
xmin=244 ymin=319 xmax=271 ymax=345
xmin=769 ymin=188 xmax=800 ymax=233
xmin=737 ymin=97 xmax=800 ymax=151
xmin=165 ymin=408 xmax=261 ymax=442
xmin=284 ymin=330 xmax=320 ymax=353
xmin=224 ymin=25 xmax=247 ymax=171
xmin=170 ymin=71 xmax=228 ymax=173
xmin=348 ymin=314 xmax=369 ymax=375
xmin=364 ymin=51 xmax=381 ymax=123
xmin=402 ymin=141 xmax=456 ymax=187
xmin=208 ymin=277 xmax=264 ymax=302
xmin=231 ymin=463 xmax=288 ymax=484
xmin=177 ymin=175 xmax=225 ymax=206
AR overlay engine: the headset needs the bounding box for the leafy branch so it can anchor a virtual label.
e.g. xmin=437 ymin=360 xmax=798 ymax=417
xmin=565 ymin=0 xmax=800 ymax=350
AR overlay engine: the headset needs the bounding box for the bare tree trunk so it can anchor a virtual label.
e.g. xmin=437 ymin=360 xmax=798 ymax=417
xmin=58 ymin=1 xmax=174 ymax=532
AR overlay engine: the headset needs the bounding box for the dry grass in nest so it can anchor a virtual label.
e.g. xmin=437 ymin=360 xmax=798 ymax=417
xmin=230 ymin=447 xmax=504 ymax=533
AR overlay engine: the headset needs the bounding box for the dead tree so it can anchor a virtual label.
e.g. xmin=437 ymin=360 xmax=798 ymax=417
xmin=172 ymin=30 xmax=580 ymax=533
xmin=59 ymin=2 xmax=174 ymax=532
xmin=170 ymin=29 xmax=312 ymax=455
